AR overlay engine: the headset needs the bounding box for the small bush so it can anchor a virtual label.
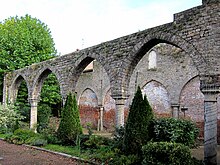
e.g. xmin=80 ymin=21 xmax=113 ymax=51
xmin=152 ymin=118 xmax=199 ymax=147
xmin=0 ymin=104 xmax=24 ymax=133
xmin=142 ymin=142 xmax=193 ymax=165
xmin=25 ymin=136 xmax=47 ymax=146
xmin=84 ymin=135 xmax=112 ymax=149
xmin=5 ymin=129 xmax=47 ymax=146
xmin=37 ymin=103 xmax=52 ymax=132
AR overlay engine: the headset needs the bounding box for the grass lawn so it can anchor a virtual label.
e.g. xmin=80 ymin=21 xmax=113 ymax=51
xmin=42 ymin=144 xmax=101 ymax=161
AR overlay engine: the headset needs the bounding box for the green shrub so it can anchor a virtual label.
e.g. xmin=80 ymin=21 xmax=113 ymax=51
xmin=152 ymin=118 xmax=199 ymax=147
xmin=57 ymin=93 xmax=82 ymax=145
xmin=41 ymin=127 xmax=61 ymax=144
xmin=123 ymin=86 xmax=154 ymax=155
xmin=0 ymin=104 xmax=24 ymax=133
xmin=112 ymin=126 xmax=125 ymax=150
xmin=5 ymin=128 xmax=47 ymax=146
xmin=108 ymin=154 xmax=139 ymax=165
xmin=142 ymin=142 xmax=193 ymax=165
xmin=89 ymin=147 xmax=139 ymax=165
xmin=37 ymin=103 xmax=51 ymax=132
xmin=25 ymin=136 xmax=47 ymax=146
xmin=84 ymin=135 xmax=112 ymax=149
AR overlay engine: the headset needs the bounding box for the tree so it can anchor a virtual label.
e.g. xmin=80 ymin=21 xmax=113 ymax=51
xmin=0 ymin=14 xmax=57 ymax=101
xmin=57 ymin=93 xmax=82 ymax=144
xmin=123 ymin=86 xmax=154 ymax=155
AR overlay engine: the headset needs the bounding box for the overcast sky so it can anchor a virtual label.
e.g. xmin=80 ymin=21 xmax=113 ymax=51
xmin=0 ymin=0 xmax=202 ymax=55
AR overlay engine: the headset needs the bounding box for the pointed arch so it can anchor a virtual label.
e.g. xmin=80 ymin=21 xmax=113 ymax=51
xmin=79 ymin=88 xmax=99 ymax=129
xmin=32 ymin=67 xmax=61 ymax=100
xmin=10 ymin=74 xmax=29 ymax=103
xmin=142 ymin=80 xmax=171 ymax=117
xmin=179 ymin=76 xmax=204 ymax=121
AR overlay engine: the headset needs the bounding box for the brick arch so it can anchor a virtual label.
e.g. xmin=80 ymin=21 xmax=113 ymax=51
xmin=31 ymin=67 xmax=61 ymax=100
xmin=121 ymin=32 xmax=209 ymax=98
xmin=10 ymin=74 xmax=30 ymax=103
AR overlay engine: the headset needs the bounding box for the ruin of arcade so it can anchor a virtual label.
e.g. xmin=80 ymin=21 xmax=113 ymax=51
xmin=2 ymin=0 xmax=220 ymax=164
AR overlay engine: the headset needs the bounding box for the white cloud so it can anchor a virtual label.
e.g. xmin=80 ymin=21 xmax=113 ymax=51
xmin=0 ymin=0 xmax=202 ymax=55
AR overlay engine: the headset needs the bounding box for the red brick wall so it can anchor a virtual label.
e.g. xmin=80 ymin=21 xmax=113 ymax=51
xmin=79 ymin=89 xmax=99 ymax=129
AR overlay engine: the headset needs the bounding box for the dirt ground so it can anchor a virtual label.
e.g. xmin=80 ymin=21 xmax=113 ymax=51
xmin=0 ymin=140 xmax=84 ymax=165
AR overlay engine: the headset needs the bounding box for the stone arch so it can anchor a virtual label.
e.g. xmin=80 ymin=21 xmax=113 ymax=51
xmin=121 ymin=31 xmax=208 ymax=99
xmin=79 ymin=88 xmax=99 ymax=129
xmin=71 ymin=53 xmax=113 ymax=98
xmin=10 ymin=74 xmax=30 ymax=103
xmin=31 ymin=67 xmax=61 ymax=100
xmin=142 ymin=80 xmax=172 ymax=117
xmin=70 ymin=56 xmax=96 ymax=92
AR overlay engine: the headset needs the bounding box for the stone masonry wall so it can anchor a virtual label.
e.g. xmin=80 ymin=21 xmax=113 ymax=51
xmin=3 ymin=1 xmax=219 ymax=137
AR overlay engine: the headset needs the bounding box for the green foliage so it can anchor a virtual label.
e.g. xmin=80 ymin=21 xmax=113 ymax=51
xmin=5 ymin=128 xmax=47 ymax=146
xmin=123 ymin=86 xmax=154 ymax=155
xmin=39 ymin=73 xmax=62 ymax=117
xmin=112 ymin=126 xmax=125 ymax=150
xmin=0 ymin=104 xmax=24 ymax=133
xmin=25 ymin=136 xmax=48 ymax=146
xmin=57 ymin=93 xmax=82 ymax=144
xmin=83 ymin=135 xmax=112 ymax=149
xmin=0 ymin=15 xmax=57 ymax=101
xmin=152 ymin=118 xmax=199 ymax=147
xmin=37 ymin=103 xmax=52 ymax=132
xmin=142 ymin=142 xmax=193 ymax=165
xmin=0 ymin=15 xmax=56 ymax=71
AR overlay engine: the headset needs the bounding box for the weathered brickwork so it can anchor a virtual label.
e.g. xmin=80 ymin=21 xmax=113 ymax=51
xmin=2 ymin=1 xmax=220 ymax=154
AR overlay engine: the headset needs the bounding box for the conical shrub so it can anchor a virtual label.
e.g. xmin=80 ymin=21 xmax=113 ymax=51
xmin=57 ymin=93 xmax=82 ymax=144
xmin=123 ymin=86 xmax=154 ymax=155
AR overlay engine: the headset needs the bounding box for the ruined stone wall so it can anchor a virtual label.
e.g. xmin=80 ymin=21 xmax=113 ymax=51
xmin=3 ymin=1 xmax=219 ymax=135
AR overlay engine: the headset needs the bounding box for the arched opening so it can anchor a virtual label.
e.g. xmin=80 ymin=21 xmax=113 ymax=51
xmin=79 ymin=88 xmax=99 ymax=129
xmin=13 ymin=76 xmax=30 ymax=128
xmin=75 ymin=57 xmax=112 ymax=132
xmin=127 ymin=42 xmax=192 ymax=120
xmin=179 ymin=76 xmax=204 ymax=140
xmin=142 ymin=81 xmax=171 ymax=117
xmin=33 ymin=69 xmax=62 ymax=132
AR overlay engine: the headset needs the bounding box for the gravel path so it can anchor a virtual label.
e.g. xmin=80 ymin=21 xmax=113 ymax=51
xmin=0 ymin=140 xmax=82 ymax=165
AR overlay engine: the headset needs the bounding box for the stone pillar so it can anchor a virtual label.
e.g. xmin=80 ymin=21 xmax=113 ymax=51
xmin=29 ymin=98 xmax=38 ymax=132
xmin=171 ymin=103 xmax=180 ymax=118
xmin=114 ymin=98 xmax=126 ymax=127
xmin=200 ymin=74 xmax=220 ymax=165
xmin=100 ymin=107 xmax=104 ymax=131
xmin=202 ymin=90 xmax=218 ymax=165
